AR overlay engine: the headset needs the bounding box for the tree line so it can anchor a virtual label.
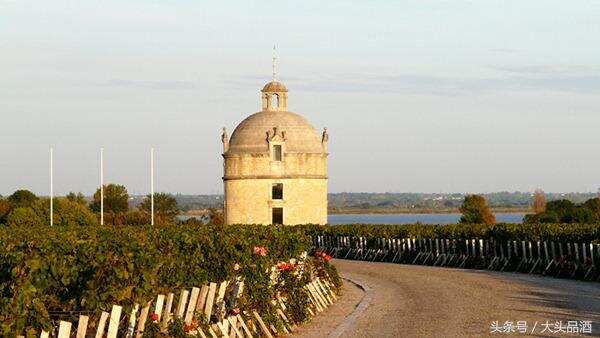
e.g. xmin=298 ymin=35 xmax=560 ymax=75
xmin=0 ymin=185 xmax=182 ymax=226
xmin=524 ymin=189 xmax=600 ymax=224
xmin=457 ymin=190 xmax=600 ymax=225
xmin=327 ymin=191 xmax=598 ymax=212
xmin=2 ymin=188 xmax=598 ymax=226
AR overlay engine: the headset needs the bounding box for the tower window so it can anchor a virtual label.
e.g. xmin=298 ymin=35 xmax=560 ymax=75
xmin=272 ymin=207 xmax=283 ymax=224
xmin=270 ymin=94 xmax=279 ymax=108
xmin=272 ymin=183 xmax=283 ymax=199
xmin=273 ymin=145 xmax=282 ymax=161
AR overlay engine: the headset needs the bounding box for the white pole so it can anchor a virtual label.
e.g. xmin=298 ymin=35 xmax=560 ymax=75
xmin=100 ymin=147 xmax=104 ymax=225
xmin=151 ymin=147 xmax=154 ymax=226
xmin=50 ymin=147 xmax=53 ymax=226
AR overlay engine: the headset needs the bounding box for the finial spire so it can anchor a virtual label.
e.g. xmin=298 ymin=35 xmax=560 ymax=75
xmin=272 ymin=45 xmax=277 ymax=82
xmin=221 ymin=127 xmax=229 ymax=153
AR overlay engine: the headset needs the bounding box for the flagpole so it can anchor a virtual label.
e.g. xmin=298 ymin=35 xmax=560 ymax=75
xmin=151 ymin=147 xmax=154 ymax=226
xmin=50 ymin=147 xmax=53 ymax=226
xmin=100 ymin=147 xmax=104 ymax=225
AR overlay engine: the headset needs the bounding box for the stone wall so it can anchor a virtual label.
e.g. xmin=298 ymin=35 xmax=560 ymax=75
xmin=224 ymin=153 xmax=327 ymax=178
xmin=223 ymin=153 xmax=328 ymax=225
xmin=224 ymin=177 xmax=327 ymax=225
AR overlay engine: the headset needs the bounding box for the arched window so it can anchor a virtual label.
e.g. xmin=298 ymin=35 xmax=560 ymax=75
xmin=270 ymin=94 xmax=279 ymax=109
xmin=273 ymin=145 xmax=282 ymax=161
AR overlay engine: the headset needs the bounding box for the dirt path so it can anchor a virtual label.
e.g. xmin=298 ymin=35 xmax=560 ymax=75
xmin=293 ymin=259 xmax=600 ymax=337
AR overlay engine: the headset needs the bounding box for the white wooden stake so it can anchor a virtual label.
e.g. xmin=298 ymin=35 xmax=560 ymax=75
xmin=100 ymin=147 xmax=104 ymax=225
xmin=197 ymin=285 xmax=209 ymax=312
xmin=127 ymin=304 xmax=139 ymax=337
xmin=162 ymin=293 xmax=174 ymax=329
xmin=227 ymin=316 xmax=244 ymax=338
xmin=107 ymin=305 xmax=122 ymax=338
xmin=204 ymin=282 xmax=217 ymax=320
xmin=176 ymin=289 xmax=190 ymax=318
xmin=235 ymin=315 xmax=253 ymax=337
xmin=150 ymin=147 xmax=154 ymax=226
xmin=135 ymin=302 xmax=151 ymax=338
xmin=252 ymin=311 xmax=274 ymax=338
xmin=58 ymin=321 xmax=72 ymax=338
xmin=185 ymin=287 xmax=200 ymax=324
xmin=76 ymin=315 xmax=89 ymax=338
xmin=95 ymin=311 xmax=109 ymax=338
xmin=49 ymin=147 xmax=53 ymax=226
xmin=154 ymin=294 xmax=165 ymax=321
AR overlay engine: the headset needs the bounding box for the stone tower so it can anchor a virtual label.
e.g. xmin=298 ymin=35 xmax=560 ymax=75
xmin=221 ymin=80 xmax=328 ymax=225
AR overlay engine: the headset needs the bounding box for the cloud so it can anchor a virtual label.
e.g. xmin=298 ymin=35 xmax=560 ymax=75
xmin=489 ymin=48 xmax=519 ymax=54
xmin=229 ymin=73 xmax=488 ymax=96
xmin=490 ymin=64 xmax=600 ymax=75
xmin=229 ymin=64 xmax=600 ymax=96
xmin=104 ymin=79 xmax=197 ymax=90
xmin=0 ymin=0 xmax=21 ymax=9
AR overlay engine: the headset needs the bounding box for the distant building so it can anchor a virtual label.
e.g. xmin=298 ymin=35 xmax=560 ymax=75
xmin=221 ymin=79 xmax=328 ymax=225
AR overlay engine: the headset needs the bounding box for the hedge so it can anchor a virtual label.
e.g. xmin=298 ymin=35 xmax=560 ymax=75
xmin=0 ymin=224 xmax=341 ymax=335
xmin=301 ymin=223 xmax=600 ymax=243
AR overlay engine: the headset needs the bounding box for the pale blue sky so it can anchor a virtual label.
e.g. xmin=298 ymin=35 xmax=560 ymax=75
xmin=1 ymin=0 xmax=599 ymax=195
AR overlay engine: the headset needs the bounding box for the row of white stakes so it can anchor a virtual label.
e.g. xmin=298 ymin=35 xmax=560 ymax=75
xmin=33 ymin=279 xmax=237 ymax=338
xmin=315 ymin=235 xmax=598 ymax=262
xmin=24 ymin=275 xmax=338 ymax=338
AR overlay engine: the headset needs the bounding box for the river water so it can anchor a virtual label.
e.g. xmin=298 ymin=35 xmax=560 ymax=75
xmin=328 ymin=213 xmax=525 ymax=225
xmin=179 ymin=213 xmax=525 ymax=224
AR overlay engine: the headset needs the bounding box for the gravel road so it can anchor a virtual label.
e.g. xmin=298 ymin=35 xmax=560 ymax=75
xmin=294 ymin=259 xmax=600 ymax=337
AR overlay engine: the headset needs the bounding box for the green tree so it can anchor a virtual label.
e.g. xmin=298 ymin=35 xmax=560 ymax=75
xmin=139 ymin=193 xmax=179 ymax=225
xmin=208 ymin=208 xmax=224 ymax=225
xmin=582 ymin=197 xmax=600 ymax=221
xmin=546 ymin=199 xmax=575 ymax=214
xmin=90 ymin=184 xmax=129 ymax=225
xmin=525 ymin=198 xmax=599 ymax=224
xmin=66 ymin=192 xmax=87 ymax=205
xmin=33 ymin=198 xmax=97 ymax=226
xmin=124 ymin=210 xmax=150 ymax=225
xmin=545 ymin=200 xmax=578 ymax=223
xmin=0 ymin=198 xmax=11 ymax=224
xmin=7 ymin=190 xmax=38 ymax=208
xmin=533 ymin=189 xmax=546 ymax=213
xmin=6 ymin=207 xmax=42 ymax=227
xmin=459 ymin=194 xmax=496 ymax=224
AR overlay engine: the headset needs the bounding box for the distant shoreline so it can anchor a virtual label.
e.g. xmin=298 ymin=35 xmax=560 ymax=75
xmin=328 ymin=207 xmax=531 ymax=215
xmin=182 ymin=208 xmax=531 ymax=216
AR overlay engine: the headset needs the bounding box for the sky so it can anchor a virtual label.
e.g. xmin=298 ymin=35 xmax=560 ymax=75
xmin=1 ymin=0 xmax=599 ymax=195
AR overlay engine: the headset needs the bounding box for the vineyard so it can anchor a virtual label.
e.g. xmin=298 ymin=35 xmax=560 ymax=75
xmin=0 ymin=224 xmax=342 ymax=337
xmin=307 ymin=223 xmax=600 ymax=282
xmin=4 ymin=222 xmax=600 ymax=336
xmin=302 ymin=222 xmax=600 ymax=242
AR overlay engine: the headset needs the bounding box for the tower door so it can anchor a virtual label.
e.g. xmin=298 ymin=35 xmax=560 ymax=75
xmin=272 ymin=207 xmax=283 ymax=224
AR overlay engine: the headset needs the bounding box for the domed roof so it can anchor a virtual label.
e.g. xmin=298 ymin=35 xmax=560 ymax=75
xmin=261 ymin=81 xmax=288 ymax=92
xmin=227 ymin=110 xmax=324 ymax=154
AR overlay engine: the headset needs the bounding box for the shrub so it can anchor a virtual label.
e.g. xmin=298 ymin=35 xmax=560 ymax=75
xmin=6 ymin=207 xmax=41 ymax=227
xmin=124 ymin=210 xmax=150 ymax=225
xmin=65 ymin=192 xmax=87 ymax=205
xmin=459 ymin=195 xmax=495 ymax=225
xmin=89 ymin=184 xmax=129 ymax=225
xmin=33 ymin=198 xmax=97 ymax=226
xmin=0 ymin=199 xmax=11 ymax=224
xmin=525 ymin=198 xmax=600 ymax=224
xmin=139 ymin=193 xmax=179 ymax=225
xmin=7 ymin=190 xmax=38 ymax=208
